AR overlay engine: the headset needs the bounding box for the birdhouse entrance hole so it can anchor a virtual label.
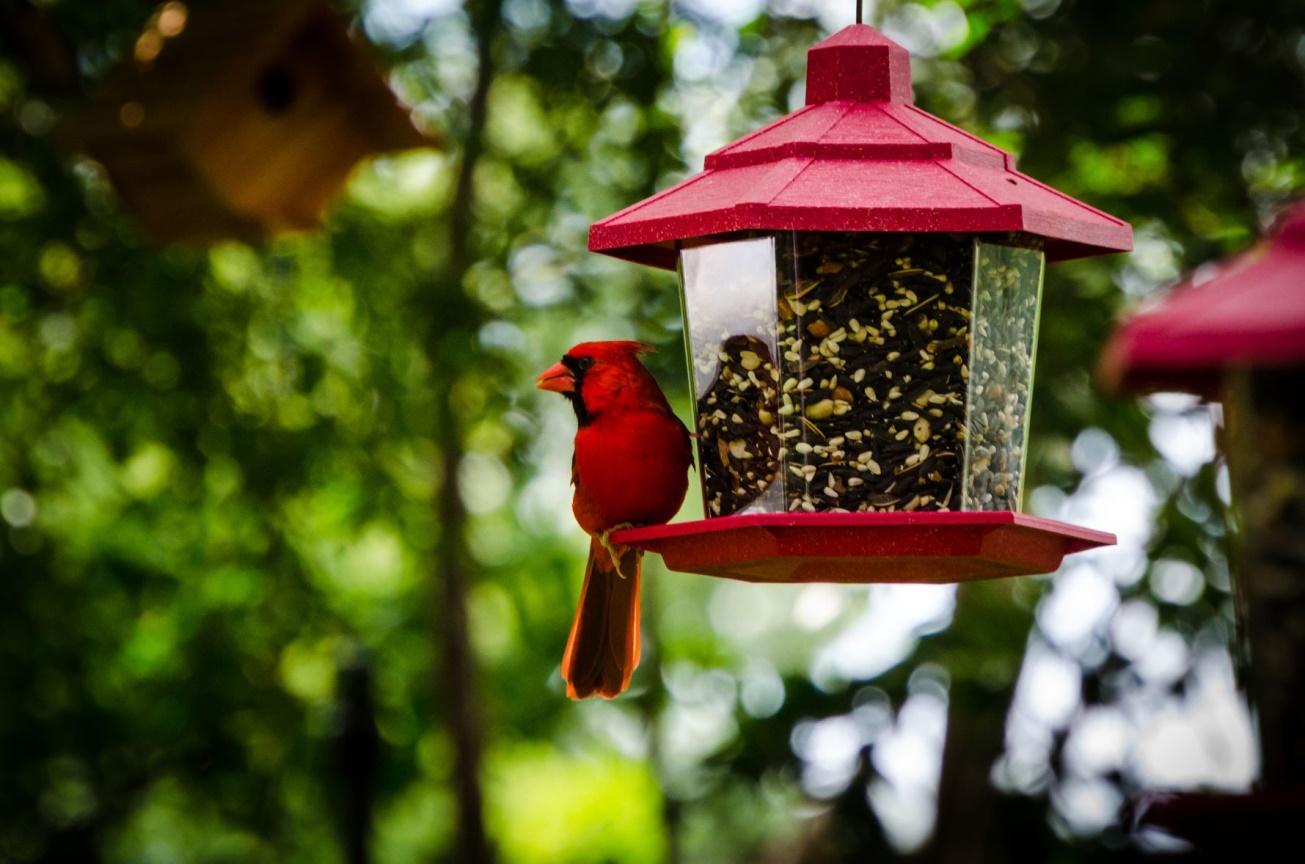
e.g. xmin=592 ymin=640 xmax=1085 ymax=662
xmin=256 ymin=65 xmax=298 ymax=114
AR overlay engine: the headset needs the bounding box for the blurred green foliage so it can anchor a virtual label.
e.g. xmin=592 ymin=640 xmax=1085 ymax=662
xmin=1 ymin=0 xmax=1304 ymax=862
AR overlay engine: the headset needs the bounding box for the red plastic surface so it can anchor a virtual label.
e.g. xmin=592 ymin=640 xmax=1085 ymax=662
xmin=588 ymin=24 xmax=1132 ymax=269
xmin=610 ymin=511 xmax=1115 ymax=584
xmin=1102 ymin=201 xmax=1305 ymax=395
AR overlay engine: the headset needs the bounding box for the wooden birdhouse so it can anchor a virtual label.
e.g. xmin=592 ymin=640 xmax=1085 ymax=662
xmin=589 ymin=24 xmax=1132 ymax=584
xmin=56 ymin=0 xmax=436 ymax=244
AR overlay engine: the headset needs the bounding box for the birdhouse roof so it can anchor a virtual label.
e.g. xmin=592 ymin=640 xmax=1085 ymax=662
xmin=589 ymin=24 xmax=1132 ymax=270
xmin=1101 ymin=202 xmax=1305 ymax=394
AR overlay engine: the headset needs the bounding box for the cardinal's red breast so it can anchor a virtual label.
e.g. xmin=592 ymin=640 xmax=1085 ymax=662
xmin=572 ymin=407 xmax=693 ymax=535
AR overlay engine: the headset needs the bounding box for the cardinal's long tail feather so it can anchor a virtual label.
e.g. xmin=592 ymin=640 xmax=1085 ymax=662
xmin=562 ymin=538 xmax=642 ymax=699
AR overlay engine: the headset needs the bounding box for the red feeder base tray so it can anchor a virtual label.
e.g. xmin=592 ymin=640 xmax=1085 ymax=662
xmin=611 ymin=511 xmax=1114 ymax=584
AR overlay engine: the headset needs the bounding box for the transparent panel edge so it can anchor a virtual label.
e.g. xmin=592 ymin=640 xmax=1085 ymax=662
xmin=964 ymin=239 xmax=1045 ymax=512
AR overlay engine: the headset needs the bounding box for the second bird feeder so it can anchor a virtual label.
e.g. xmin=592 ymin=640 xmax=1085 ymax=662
xmin=590 ymin=24 xmax=1132 ymax=583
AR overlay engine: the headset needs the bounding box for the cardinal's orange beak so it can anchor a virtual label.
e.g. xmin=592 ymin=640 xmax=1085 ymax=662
xmin=535 ymin=361 xmax=575 ymax=394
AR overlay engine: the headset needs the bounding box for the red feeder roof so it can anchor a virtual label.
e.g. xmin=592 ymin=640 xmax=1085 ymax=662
xmin=589 ymin=24 xmax=1132 ymax=270
xmin=1102 ymin=201 xmax=1305 ymax=395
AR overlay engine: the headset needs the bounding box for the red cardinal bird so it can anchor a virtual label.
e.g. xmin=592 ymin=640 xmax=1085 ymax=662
xmin=536 ymin=341 xmax=693 ymax=699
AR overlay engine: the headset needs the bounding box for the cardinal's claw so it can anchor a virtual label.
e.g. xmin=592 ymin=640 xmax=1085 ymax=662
xmin=599 ymin=523 xmax=636 ymax=578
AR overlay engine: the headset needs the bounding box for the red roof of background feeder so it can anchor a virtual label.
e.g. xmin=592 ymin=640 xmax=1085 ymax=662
xmin=588 ymin=24 xmax=1132 ymax=270
xmin=1101 ymin=201 xmax=1305 ymax=395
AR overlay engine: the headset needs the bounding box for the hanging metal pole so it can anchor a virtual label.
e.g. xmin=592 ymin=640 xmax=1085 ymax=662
xmin=856 ymin=1 xmax=863 ymax=24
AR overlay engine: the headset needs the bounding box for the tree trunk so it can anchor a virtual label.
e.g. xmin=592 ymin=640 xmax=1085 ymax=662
xmin=924 ymin=580 xmax=1030 ymax=864
xmin=431 ymin=2 xmax=502 ymax=863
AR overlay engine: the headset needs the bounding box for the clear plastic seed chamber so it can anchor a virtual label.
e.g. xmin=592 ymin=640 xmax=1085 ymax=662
xmin=682 ymin=232 xmax=1044 ymax=518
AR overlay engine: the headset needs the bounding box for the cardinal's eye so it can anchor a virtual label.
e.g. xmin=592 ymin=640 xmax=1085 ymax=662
xmin=575 ymin=356 xmax=594 ymax=372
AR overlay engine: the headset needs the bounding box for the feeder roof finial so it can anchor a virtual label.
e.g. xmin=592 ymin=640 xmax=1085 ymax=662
xmin=806 ymin=24 xmax=913 ymax=105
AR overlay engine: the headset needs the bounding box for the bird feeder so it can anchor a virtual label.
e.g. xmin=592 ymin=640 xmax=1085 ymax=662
xmin=1103 ymin=202 xmax=1305 ymax=796
xmin=55 ymin=0 xmax=436 ymax=245
xmin=1101 ymin=202 xmax=1305 ymax=395
xmin=591 ymin=24 xmax=1131 ymax=583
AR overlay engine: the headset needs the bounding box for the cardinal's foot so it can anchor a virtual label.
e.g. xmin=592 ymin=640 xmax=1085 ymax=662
xmin=598 ymin=523 xmax=636 ymax=578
